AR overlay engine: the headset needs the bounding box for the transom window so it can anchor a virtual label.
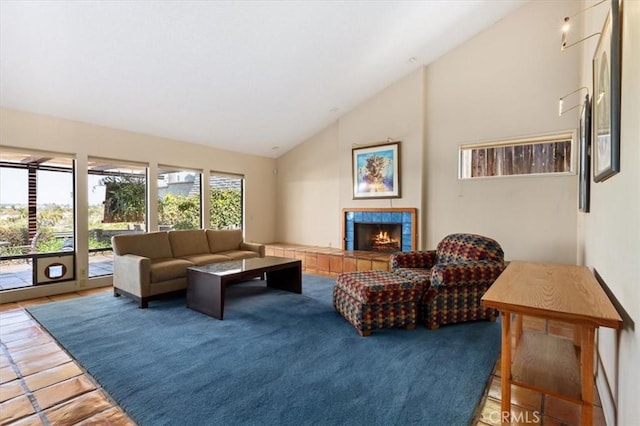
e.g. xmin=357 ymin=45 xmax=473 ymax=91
xmin=459 ymin=133 xmax=574 ymax=179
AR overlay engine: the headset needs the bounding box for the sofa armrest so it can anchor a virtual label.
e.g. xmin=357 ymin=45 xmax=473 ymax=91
xmin=390 ymin=250 xmax=437 ymax=270
xmin=430 ymin=261 xmax=505 ymax=289
xmin=113 ymin=254 xmax=151 ymax=297
xmin=240 ymin=241 xmax=265 ymax=257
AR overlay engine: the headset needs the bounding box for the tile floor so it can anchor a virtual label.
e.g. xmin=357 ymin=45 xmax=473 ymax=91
xmin=0 ymin=284 xmax=606 ymax=426
xmin=0 ymin=287 xmax=134 ymax=426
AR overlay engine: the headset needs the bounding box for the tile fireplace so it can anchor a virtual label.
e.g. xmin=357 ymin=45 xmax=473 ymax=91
xmin=343 ymin=208 xmax=417 ymax=252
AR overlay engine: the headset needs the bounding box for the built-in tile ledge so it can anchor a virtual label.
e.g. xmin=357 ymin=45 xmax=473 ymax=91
xmin=265 ymin=243 xmax=391 ymax=278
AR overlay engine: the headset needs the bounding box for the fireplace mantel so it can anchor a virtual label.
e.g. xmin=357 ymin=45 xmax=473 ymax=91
xmin=342 ymin=207 xmax=417 ymax=252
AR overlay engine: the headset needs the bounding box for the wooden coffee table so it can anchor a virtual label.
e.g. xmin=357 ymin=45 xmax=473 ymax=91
xmin=186 ymin=256 xmax=302 ymax=320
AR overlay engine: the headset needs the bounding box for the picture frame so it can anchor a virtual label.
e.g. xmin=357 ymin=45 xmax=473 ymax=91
xmin=592 ymin=0 xmax=621 ymax=183
xmin=579 ymin=94 xmax=591 ymax=213
xmin=352 ymin=141 xmax=400 ymax=199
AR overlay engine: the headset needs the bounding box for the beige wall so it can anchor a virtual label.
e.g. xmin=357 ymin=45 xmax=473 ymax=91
xmin=0 ymin=108 xmax=277 ymax=300
xmin=424 ymin=0 xmax=581 ymax=264
xmin=275 ymin=122 xmax=340 ymax=246
xmin=579 ymin=1 xmax=640 ymax=425
xmin=276 ymin=68 xmax=425 ymax=248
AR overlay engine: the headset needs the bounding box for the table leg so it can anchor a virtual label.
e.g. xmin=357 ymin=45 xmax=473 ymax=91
xmin=266 ymin=264 xmax=302 ymax=294
xmin=500 ymin=311 xmax=512 ymax=424
xmin=574 ymin=324 xmax=582 ymax=347
xmin=515 ymin=313 xmax=523 ymax=347
xmin=580 ymin=325 xmax=596 ymax=426
xmin=187 ymin=270 xmax=225 ymax=320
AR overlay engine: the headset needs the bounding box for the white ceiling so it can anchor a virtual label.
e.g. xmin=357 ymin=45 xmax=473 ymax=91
xmin=0 ymin=0 xmax=526 ymax=158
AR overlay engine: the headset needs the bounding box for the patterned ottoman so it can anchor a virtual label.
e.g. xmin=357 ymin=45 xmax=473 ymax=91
xmin=333 ymin=270 xmax=425 ymax=336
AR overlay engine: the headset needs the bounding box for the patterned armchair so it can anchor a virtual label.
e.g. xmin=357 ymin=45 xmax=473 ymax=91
xmin=390 ymin=233 xmax=505 ymax=329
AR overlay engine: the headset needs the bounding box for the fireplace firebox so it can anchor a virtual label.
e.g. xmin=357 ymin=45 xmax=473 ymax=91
xmin=343 ymin=208 xmax=417 ymax=252
xmin=355 ymin=223 xmax=402 ymax=252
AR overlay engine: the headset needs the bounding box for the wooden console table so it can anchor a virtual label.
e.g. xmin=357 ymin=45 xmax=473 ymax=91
xmin=481 ymin=261 xmax=622 ymax=425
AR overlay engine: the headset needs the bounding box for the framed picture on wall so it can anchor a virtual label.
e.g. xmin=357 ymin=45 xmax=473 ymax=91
xmin=592 ymin=0 xmax=621 ymax=183
xmin=352 ymin=141 xmax=400 ymax=199
xmin=579 ymin=94 xmax=591 ymax=213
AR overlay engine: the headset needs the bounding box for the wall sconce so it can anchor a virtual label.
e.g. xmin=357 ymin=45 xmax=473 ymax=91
xmin=558 ymin=87 xmax=589 ymax=116
xmin=560 ymin=0 xmax=606 ymax=51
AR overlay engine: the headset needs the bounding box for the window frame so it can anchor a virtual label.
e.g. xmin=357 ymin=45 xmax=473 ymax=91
xmin=209 ymin=171 xmax=244 ymax=230
xmin=0 ymin=148 xmax=77 ymax=288
xmin=458 ymin=132 xmax=576 ymax=180
xmin=157 ymin=165 xmax=203 ymax=230
xmin=87 ymin=157 xmax=149 ymax=278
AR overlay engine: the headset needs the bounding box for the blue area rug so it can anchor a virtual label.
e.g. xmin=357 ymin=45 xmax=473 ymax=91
xmin=28 ymin=274 xmax=500 ymax=426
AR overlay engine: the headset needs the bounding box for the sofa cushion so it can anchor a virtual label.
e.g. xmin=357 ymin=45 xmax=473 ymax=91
xmin=207 ymin=229 xmax=243 ymax=253
xmin=112 ymin=232 xmax=172 ymax=260
xmin=180 ymin=253 xmax=232 ymax=266
xmin=217 ymin=250 xmax=260 ymax=260
xmin=150 ymin=258 xmax=194 ymax=283
xmin=169 ymin=229 xmax=209 ymax=258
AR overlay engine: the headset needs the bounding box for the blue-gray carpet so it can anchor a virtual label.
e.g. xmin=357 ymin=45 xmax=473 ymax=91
xmin=27 ymin=274 xmax=500 ymax=426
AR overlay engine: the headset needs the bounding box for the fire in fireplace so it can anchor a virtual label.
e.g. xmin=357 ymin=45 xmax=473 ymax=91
xmin=343 ymin=208 xmax=416 ymax=252
xmin=354 ymin=223 xmax=402 ymax=252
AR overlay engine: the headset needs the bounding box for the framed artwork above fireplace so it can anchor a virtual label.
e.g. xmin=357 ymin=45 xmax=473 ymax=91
xmin=352 ymin=142 xmax=400 ymax=199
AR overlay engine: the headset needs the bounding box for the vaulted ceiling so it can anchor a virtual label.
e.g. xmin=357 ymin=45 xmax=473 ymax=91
xmin=0 ymin=0 xmax=526 ymax=158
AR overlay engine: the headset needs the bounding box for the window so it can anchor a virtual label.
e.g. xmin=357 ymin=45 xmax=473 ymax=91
xmin=459 ymin=133 xmax=574 ymax=179
xmin=0 ymin=149 xmax=75 ymax=289
xmin=158 ymin=166 xmax=202 ymax=230
xmin=209 ymin=172 xmax=243 ymax=230
xmin=88 ymin=158 xmax=148 ymax=278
